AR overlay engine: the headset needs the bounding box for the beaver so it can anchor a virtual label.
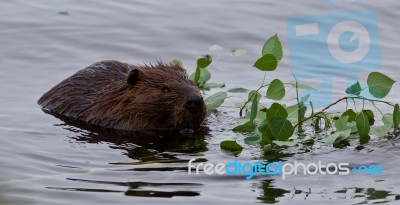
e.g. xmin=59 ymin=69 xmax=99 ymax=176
xmin=38 ymin=60 xmax=207 ymax=132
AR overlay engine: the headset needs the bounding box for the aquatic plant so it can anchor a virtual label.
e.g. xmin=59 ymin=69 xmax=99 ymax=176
xmin=180 ymin=34 xmax=399 ymax=153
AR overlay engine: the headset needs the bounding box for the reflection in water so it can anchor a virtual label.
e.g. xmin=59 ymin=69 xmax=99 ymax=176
xmin=52 ymin=111 xmax=208 ymax=163
xmin=257 ymin=179 xmax=291 ymax=204
xmin=70 ymin=129 xmax=207 ymax=164
xmin=125 ymin=190 xmax=199 ymax=198
xmin=365 ymin=188 xmax=391 ymax=201
xmin=263 ymin=147 xmax=295 ymax=162
xmin=333 ymin=187 xmax=400 ymax=203
xmin=51 ymin=114 xmax=400 ymax=203
xmin=257 ymin=183 xmax=400 ymax=204
xmin=45 ymin=114 xmax=207 ymax=198
xmin=47 ymin=178 xmax=201 ymax=198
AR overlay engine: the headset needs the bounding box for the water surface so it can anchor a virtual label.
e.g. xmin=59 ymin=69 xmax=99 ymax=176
xmin=1 ymin=0 xmax=400 ymax=204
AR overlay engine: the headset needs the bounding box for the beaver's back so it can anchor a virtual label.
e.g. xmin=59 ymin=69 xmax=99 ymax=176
xmin=38 ymin=61 xmax=131 ymax=119
xmin=39 ymin=60 xmax=207 ymax=131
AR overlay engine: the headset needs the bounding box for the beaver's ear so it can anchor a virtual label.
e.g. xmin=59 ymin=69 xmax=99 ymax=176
xmin=127 ymin=69 xmax=140 ymax=87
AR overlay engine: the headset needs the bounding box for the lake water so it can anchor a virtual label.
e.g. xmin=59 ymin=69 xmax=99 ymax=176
xmin=1 ymin=0 xmax=400 ymax=204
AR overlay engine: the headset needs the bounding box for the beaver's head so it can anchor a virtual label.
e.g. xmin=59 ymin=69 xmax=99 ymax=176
xmin=125 ymin=63 xmax=207 ymax=131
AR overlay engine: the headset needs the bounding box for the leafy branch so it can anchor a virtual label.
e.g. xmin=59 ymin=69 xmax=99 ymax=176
xmin=294 ymin=96 xmax=395 ymax=129
xmin=222 ymin=34 xmax=398 ymax=153
xmin=179 ymin=33 xmax=399 ymax=154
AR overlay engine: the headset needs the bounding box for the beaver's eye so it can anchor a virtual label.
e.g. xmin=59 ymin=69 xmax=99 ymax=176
xmin=162 ymin=86 xmax=170 ymax=93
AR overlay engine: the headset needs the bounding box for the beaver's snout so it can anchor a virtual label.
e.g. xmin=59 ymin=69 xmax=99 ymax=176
xmin=185 ymin=96 xmax=204 ymax=112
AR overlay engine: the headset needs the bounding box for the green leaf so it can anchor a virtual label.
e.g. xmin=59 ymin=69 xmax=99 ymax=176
xmin=202 ymin=83 xmax=225 ymax=89
xmin=209 ymin=44 xmax=223 ymax=52
xmin=197 ymin=56 xmax=212 ymax=68
xmin=199 ymin=68 xmax=211 ymax=85
xmin=193 ymin=67 xmax=201 ymax=85
xmin=310 ymin=101 xmax=314 ymax=118
xmin=232 ymin=49 xmax=247 ymax=57
xmin=254 ymin=111 xmax=267 ymax=124
xmin=394 ymin=104 xmax=400 ymax=130
xmin=300 ymin=94 xmax=310 ymax=105
xmin=233 ymin=121 xmax=255 ymax=132
xmin=286 ymin=104 xmax=299 ymax=122
xmin=266 ymin=79 xmax=286 ymax=100
xmin=249 ymin=91 xmax=261 ymax=121
xmin=289 ymin=82 xmax=315 ymax=90
xmin=258 ymin=120 xmax=273 ymax=144
xmin=170 ymin=59 xmax=183 ymax=67
xmin=269 ymin=117 xmax=294 ymax=141
xmin=382 ymin=113 xmax=394 ymax=126
xmin=346 ymin=81 xmax=362 ymax=96
xmin=356 ymin=113 xmax=370 ymax=139
xmin=347 ymin=121 xmax=358 ymax=133
xmin=314 ymin=116 xmax=321 ymax=132
xmin=299 ymin=105 xmax=307 ymax=120
xmin=335 ymin=115 xmax=349 ymax=131
xmin=342 ymin=109 xmax=356 ymax=122
xmin=320 ymin=130 xmax=351 ymax=145
xmin=238 ymin=110 xmax=267 ymax=125
xmin=228 ymin=88 xmax=249 ymax=93
xmin=253 ymin=54 xmax=278 ymax=71
xmin=191 ymin=66 xmax=211 ymax=87
xmin=220 ymin=140 xmax=243 ymax=153
xmin=262 ymin=34 xmax=283 ymax=61
xmin=362 ymin=110 xmax=375 ymax=126
xmin=369 ymin=125 xmax=391 ymax=137
xmin=244 ymin=136 xmax=261 ymax=145
xmin=205 ymin=92 xmax=227 ymax=111
xmin=247 ymin=90 xmax=257 ymax=100
xmin=367 ymin=72 xmax=396 ymax=98
xmin=267 ymin=103 xmax=288 ymax=122
xmin=272 ymin=140 xmax=298 ymax=147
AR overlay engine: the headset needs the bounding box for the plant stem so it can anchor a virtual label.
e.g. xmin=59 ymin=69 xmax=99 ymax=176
xmin=262 ymin=72 xmax=267 ymax=85
xmin=370 ymin=101 xmax=384 ymax=116
xmin=239 ymin=83 xmax=270 ymax=116
xmin=293 ymin=96 xmax=395 ymax=129
xmin=288 ymin=67 xmax=304 ymax=132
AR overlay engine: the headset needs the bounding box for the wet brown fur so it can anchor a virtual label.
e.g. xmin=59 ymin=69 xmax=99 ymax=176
xmin=38 ymin=60 xmax=207 ymax=131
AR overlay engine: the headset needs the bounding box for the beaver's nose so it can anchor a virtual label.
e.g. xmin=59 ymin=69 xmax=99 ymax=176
xmin=186 ymin=96 xmax=204 ymax=111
